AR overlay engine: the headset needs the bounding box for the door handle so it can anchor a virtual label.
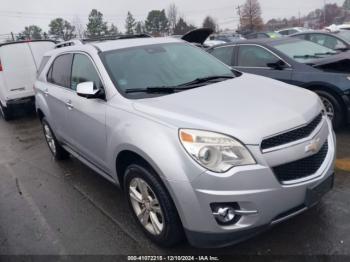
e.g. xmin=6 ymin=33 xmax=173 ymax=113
xmin=65 ymin=100 xmax=74 ymax=110
xmin=43 ymin=88 xmax=49 ymax=96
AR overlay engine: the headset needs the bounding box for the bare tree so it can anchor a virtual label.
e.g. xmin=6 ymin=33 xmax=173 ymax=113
xmin=167 ymin=3 xmax=178 ymax=34
xmin=72 ymin=16 xmax=85 ymax=38
xmin=240 ymin=0 xmax=263 ymax=32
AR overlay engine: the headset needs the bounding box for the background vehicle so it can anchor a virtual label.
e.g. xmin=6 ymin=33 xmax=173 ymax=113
xmin=207 ymin=37 xmax=350 ymax=129
xmin=291 ymin=30 xmax=350 ymax=51
xmin=209 ymin=33 xmax=245 ymax=43
xmin=277 ymin=27 xmax=310 ymax=36
xmin=35 ymin=36 xmax=335 ymax=248
xmin=244 ymin=31 xmax=282 ymax=39
xmin=0 ymin=40 xmax=55 ymax=120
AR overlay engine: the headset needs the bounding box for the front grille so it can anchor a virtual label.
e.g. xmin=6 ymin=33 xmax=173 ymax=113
xmin=273 ymin=141 xmax=328 ymax=183
xmin=261 ymin=113 xmax=323 ymax=151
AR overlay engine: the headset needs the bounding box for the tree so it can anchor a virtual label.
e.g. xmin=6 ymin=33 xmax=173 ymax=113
xmin=109 ymin=24 xmax=119 ymax=35
xmin=343 ymin=0 xmax=350 ymax=10
xmin=125 ymin=11 xmax=136 ymax=34
xmin=324 ymin=4 xmax=342 ymax=26
xmin=49 ymin=18 xmax=76 ymax=41
xmin=145 ymin=10 xmax=169 ymax=36
xmin=173 ymin=17 xmax=196 ymax=35
xmin=72 ymin=16 xmax=85 ymax=38
xmin=240 ymin=0 xmax=263 ymax=31
xmin=86 ymin=9 xmax=108 ymax=38
xmin=21 ymin=25 xmax=43 ymax=40
xmin=167 ymin=3 xmax=178 ymax=34
xmin=135 ymin=21 xmax=145 ymax=34
xmin=202 ymin=16 xmax=218 ymax=32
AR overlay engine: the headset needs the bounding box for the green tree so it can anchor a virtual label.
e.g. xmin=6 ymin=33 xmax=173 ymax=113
xmin=173 ymin=17 xmax=196 ymax=35
xmin=145 ymin=10 xmax=169 ymax=36
xmin=86 ymin=9 xmax=108 ymax=38
xmin=109 ymin=23 xmax=119 ymax=35
xmin=125 ymin=11 xmax=136 ymax=34
xmin=344 ymin=0 xmax=350 ymax=10
xmin=202 ymin=16 xmax=218 ymax=32
xmin=21 ymin=25 xmax=43 ymax=40
xmin=49 ymin=18 xmax=76 ymax=40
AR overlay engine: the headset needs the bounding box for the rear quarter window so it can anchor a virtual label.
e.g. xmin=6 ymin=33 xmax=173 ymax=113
xmin=37 ymin=56 xmax=50 ymax=76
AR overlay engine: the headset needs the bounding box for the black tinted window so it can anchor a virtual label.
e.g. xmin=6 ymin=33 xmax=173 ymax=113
xmin=71 ymin=54 xmax=102 ymax=91
xmin=210 ymin=46 xmax=234 ymax=66
xmin=48 ymin=54 xmax=73 ymax=87
xmin=237 ymin=45 xmax=280 ymax=67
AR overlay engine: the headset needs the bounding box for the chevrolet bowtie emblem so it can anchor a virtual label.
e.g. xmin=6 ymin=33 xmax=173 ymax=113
xmin=305 ymin=138 xmax=321 ymax=154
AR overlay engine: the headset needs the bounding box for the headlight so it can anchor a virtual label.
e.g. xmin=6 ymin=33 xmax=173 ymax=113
xmin=179 ymin=129 xmax=256 ymax=173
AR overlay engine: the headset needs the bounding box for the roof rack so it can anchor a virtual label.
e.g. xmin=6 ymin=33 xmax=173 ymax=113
xmin=54 ymin=34 xmax=152 ymax=49
xmin=81 ymin=34 xmax=151 ymax=43
xmin=54 ymin=40 xmax=83 ymax=49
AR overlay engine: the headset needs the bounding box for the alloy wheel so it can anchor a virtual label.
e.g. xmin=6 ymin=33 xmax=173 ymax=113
xmin=129 ymin=177 xmax=164 ymax=235
xmin=321 ymin=96 xmax=335 ymax=120
xmin=43 ymin=123 xmax=57 ymax=155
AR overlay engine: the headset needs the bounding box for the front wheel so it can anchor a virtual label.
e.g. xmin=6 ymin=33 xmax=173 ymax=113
xmin=124 ymin=163 xmax=183 ymax=247
xmin=315 ymin=90 xmax=344 ymax=130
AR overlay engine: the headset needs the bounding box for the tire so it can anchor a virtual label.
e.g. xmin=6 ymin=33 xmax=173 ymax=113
xmin=315 ymin=90 xmax=344 ymax=130
xmin=42 ymin=117 xmax=69 ymax=160
xmin=124 ymin=163 xmax=183 ymax=247
xmin=0 ymin=103 xmax=12 ymax=121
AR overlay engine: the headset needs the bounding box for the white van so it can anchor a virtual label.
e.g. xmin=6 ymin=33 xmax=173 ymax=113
xmin=0 ymin=40 xmax=55 ymax=120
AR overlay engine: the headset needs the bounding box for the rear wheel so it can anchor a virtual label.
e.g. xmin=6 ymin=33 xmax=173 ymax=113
xmin=42 ymin=117 xmax=69 ymax=160
xmin=124 ymin=163 xmax=183 ymax=247
xmin=0 ymin=103 xmax=12 ymax=121
xmin=315 ymin=90 xmax=344 ymax=129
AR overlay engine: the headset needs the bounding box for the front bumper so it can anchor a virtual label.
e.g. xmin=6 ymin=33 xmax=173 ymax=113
xmin=165 ymin=117 xmax=336 ymax=248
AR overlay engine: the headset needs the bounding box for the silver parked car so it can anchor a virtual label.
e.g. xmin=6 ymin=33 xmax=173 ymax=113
xmin=35 ymin=36 xmax=336 ymax=248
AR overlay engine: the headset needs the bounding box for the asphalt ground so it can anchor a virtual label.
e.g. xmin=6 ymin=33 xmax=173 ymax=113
xmin=0 ymin=110 xmax=349 ymax=258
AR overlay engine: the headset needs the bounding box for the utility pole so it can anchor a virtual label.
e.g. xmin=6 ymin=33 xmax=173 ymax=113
xmin=236 ymin=5 xmax=242 ymax=30
xmin=323 ymin=0 xmax=327 ymax=26
xmin=298 ymin=11 xmax=301 ymax=26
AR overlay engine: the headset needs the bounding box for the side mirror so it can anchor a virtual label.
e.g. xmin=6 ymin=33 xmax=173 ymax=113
xmin=267 ymin=60 xmax=288 ymax=70
xmin=77 ymin=82 xmax=104 ymax=99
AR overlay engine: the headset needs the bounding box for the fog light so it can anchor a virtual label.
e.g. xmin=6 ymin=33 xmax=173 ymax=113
xmin=213 ymin=207 xmax=236 ymax=224
xmin=211 ymin=203 xmax=241 ymax=225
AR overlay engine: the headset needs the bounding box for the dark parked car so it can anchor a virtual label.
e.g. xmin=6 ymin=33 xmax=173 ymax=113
xmin=291 ymin=30 xmax=350 ymax=51
xmin=207 ymin=37 xmax=350 ymax=128
xmin=244 ymin=31 xmax=282 ymax=39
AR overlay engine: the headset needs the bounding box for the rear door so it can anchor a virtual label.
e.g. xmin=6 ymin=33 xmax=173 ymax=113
xmin=234 ymin=44 xmax=293 ymax=83
xmin=0 ymin=43 xmax=37 ymax=98
xmin=45 ymin=53 xmax=74 ymax=142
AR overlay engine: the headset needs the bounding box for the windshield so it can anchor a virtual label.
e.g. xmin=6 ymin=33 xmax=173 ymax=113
xmin=337 ymin=30 xmax=350 ymax=42
xmin=101 ymin=43 xmax=234 ymax=98
xmin=273 ymin=39 xmax=337 ymax=63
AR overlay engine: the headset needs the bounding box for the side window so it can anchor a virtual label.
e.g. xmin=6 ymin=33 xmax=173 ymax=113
xmin=309 ymin=34 xmax=346 ymax=50
xmin=279 ymin=30 xmax=288 ymax=36
xmin=209 ymin=46 xmax=234 ymax=66
xmin=293 ymin=34 xmax=306 ymax=40
xmin=71 ymin=53 xmax=102 ymax=91
xmin=237 ymin=45 xmax=280 ymax=68
xmin=47 ymin=54 xmax=73 ymax=88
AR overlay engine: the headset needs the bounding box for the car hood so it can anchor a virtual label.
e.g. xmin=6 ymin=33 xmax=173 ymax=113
xmin=132 ymin=74 xmax=322 ymax=145
xmin=181 ymin=28 xmax=214 ymax=45
xmin=308 ymin=51 xmax=350 ymax=73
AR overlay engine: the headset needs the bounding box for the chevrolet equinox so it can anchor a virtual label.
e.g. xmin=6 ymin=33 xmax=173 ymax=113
xmin=35 ymin=36 xmax=336 ymax=248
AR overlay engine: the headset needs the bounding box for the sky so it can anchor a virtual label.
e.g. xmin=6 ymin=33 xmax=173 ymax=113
xmin=0 ymin=0 xmax=345 ymax=36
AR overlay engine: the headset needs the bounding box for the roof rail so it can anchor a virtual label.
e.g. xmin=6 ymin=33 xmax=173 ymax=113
xmin=55 ymin=40 xmax=83 ymax=49
xmin=82 ymin=34 xmax=151 ymax=43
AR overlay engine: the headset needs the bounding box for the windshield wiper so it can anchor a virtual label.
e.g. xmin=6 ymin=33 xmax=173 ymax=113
xmin=178 ymin=75 xmax=234 ymax=87
xmin=125 ymin=75 xmax=235 ymax=94
xmin=293 ymin=54 xmax=322 ymax=59
xmin=314 ymin=52 xmax=337 ymax=56
xmin=125 ymin=86 xmax=198 ymax=94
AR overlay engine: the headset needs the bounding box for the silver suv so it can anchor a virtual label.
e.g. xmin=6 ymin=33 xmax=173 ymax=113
xmin=35 ymin=36 xmax=336 ymax=248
